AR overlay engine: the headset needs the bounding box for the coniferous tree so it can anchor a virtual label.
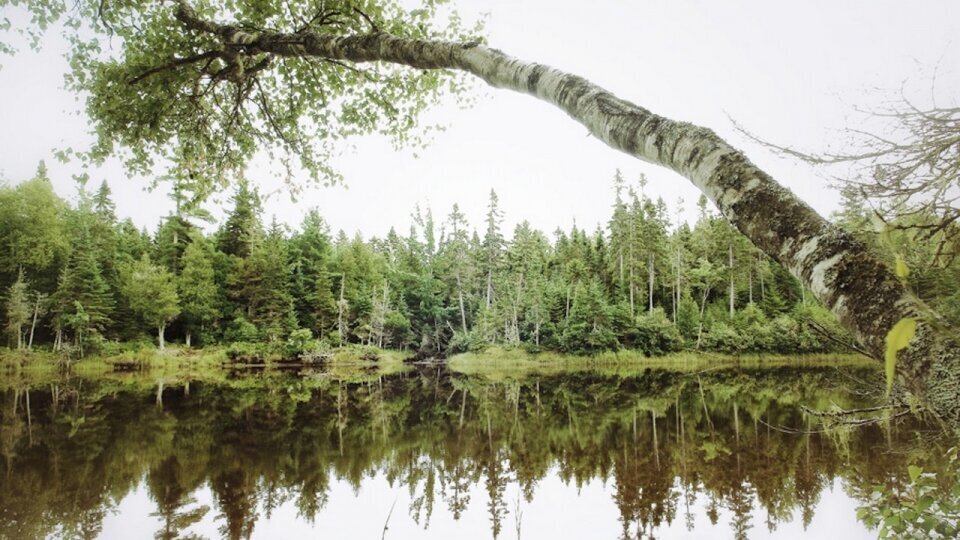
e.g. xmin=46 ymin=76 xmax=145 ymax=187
xmin=482 ymin=189 xmax=504 ymax=309
xmin=52 ymin=202 xmax=115 ymax=351
xmin=178 ymin=235 xmax=219 ymax=346
xmin=442 ymin=204 xmax=473 ymax=337
xmin=242 ymin=218 xmax=296 ymax=342
xmin=217 ymin=180 xmax=262 ymax=259
xmin=289 ymin=209 xmax=336 ymax=337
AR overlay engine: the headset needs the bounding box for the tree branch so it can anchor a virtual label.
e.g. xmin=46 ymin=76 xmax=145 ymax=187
xmin=128 ymin=50 xmax=221 ymax=84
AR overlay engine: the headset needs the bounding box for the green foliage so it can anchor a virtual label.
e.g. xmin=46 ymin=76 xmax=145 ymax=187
xmin=0 ymin=165 xmax=883 ymax=359
xmin=4 ymin=271 xmax=31 ymax=349
xmin=223 ymin=316 xmax=259 ymax=344
xmin=858 ymin=448 xmax=960 ymax=539
xmin=633 ymin=308 xmax=683 ymax=355
xmin=52 ymin=211 xmax=115 ymax=345
xmin=0 ymin=163 xmax=69 ymax=278
xmin=121 ymin=255 xmax=181 ymax=331
xmin=225 ymin=341 xmax=270 ymax=363
xmin=177 ymin=236 xmax=219 ymax=343
xmin=282 ymin=328 xmax=327 ymax=362
xmin=885 ymin=317 xmax=917 ymax=396
xmin=560 ymin=280 xmax=618 ymax=355
xmin=4 ymin=0 xmax=480 ymax=186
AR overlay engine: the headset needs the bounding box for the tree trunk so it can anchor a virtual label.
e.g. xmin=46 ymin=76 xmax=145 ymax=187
xmin=486 ymin=270 xmax=493 ymax=309
xmin=185 ymin=331 xmax=192 ymax=348
xmin=158 ymin=324 xmax=166 ymax=350
xmin=695 ymin=286 xmax=711 ymax=350
xmin=674 ymin=247 xmax=682 ymax=324
xmin=648 ymin=253 xmax=655 ymax=314
xmin=173 ymin=4 xmax=960 ymax=425
xmin=729 ymin=245 xmax=735 ymax=318
xmin=337 ymin=274 xmax=347 ymax=345
xmin=455 ymin=272 xmax=468 ymax=335
xmin=758 ymin=253 xmax=766 ymax=301
xmin=28 ymin=297 xmax=40 ymax=350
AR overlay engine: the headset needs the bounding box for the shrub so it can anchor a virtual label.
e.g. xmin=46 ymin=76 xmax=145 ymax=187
xmin=634 ymin=308 xmax=683 ymax=356
xmin=858 ymin=448 xmax=960 ymax=539
xmin=223 ymin=316 xmax=259 ymax=343
xmin=699 ymin=321 xmax=745 ymax=353
xmin=283 ymin=328 xmax=316 ymax=360
xmin=225 ymin=342 xmax=269 ymax=363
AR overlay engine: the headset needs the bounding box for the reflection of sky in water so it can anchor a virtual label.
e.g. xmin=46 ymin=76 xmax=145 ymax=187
xmin=101 ymin=473 xmax=870 ymax=539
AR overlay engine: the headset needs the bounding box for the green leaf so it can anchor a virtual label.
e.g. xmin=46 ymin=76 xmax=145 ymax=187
xmin=885 ymin=317 xmax=917 ymax=397
xmin=909 ymin=464 xmax=923 ymax=483
xmin=895 ymin=255 xmax=910 ymax=278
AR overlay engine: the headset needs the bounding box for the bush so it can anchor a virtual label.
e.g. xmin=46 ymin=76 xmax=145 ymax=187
xmin=223 ymin=316 xmax=259 ymax=343
xmin=634 ymin=308 xmax=683 ymax=356
xmin=676 ymin=296 xmax=700 ymax=339
xmin=699 ymin=321 xmax=745 ymax=353
xmin=225 ymin=342 xmax=269 ymax=363
xmin=283 ymin=329 xmax=315 ymax=360
xmin=446 ymin=330 xmax=488 ymax=355
xmin=858 ymin=448 xmax=960 ymax=538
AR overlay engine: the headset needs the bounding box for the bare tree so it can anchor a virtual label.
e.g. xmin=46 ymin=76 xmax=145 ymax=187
xmin=738 ymin=87 xmax=960 ymax=263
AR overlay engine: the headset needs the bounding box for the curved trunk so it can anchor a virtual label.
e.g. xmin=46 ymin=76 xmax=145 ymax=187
xmin=174 ymin=5 xmax=960 ymax=424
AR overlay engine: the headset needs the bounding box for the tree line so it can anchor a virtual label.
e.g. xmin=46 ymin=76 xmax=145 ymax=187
xmin=2 ymin=165 xmax=856 ymax=357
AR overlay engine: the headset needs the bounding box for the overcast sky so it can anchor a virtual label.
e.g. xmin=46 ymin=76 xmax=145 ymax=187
xmin=0 ymin=0 xmax=957 ymax=239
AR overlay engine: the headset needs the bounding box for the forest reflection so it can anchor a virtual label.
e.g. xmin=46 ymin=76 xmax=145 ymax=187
xmin=0 ymin=364 xmax=949 ymax=539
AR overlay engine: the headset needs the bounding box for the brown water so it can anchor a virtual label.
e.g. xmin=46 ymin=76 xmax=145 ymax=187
xmin=0 ymin=363 xmax=949 ymax=539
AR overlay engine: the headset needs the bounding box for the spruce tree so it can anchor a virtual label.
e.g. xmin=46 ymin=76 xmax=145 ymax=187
xmin=178 ymin=236 xmax=219 ymax=346
xmin=289 ymin=209 xmax=335 ymax=336
xmin=242 ymin=219 xmax=296 ymax=342
xmin=52 ymin=213 xmax=115 ymax=350
xmin=217 ymin=180 xmax=262 ymax=259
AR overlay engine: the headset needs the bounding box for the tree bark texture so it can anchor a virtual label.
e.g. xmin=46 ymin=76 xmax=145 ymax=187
xmin=173 ymin=3 xmax=960 ymax=425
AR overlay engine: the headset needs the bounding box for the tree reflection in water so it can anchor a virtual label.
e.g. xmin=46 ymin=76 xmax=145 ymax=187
xmin=0 ymin=365 xmax=950 ymax=539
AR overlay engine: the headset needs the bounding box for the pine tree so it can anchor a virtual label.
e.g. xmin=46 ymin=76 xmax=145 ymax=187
xmin=560 ymin=279 xmax=617 ymax=354
xmin=89 ymin=180 xmax=123 ymax=337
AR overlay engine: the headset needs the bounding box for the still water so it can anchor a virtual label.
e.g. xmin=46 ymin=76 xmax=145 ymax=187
xmin=0 ymin=362 xmax=949 ymax=539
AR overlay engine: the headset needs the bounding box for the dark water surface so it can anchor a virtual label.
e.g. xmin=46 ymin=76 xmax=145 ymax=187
xmin=0 ymin=362 xmax=950 ymax=539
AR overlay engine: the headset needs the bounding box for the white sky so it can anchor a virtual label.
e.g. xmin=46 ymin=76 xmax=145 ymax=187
xmin=0 ymin=0 xmax=957 ymax=239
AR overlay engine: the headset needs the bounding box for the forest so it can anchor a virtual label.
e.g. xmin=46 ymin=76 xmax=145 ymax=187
xmin=1 ymin=164 xmax=884 ymax=360
xmin=2 ymin=0 xmax=960 ymax=538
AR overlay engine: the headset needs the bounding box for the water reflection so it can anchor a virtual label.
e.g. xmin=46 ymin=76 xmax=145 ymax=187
xmin=0 ymin=365 xmax=949 ymax=539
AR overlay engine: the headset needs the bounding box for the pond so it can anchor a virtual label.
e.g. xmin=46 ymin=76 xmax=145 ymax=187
xmin=0 ymin=359 xmax=950 ymax=539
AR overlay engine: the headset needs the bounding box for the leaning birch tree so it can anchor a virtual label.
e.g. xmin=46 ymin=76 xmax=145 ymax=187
xmin=3 ymin=0 xmax=958 ymax=425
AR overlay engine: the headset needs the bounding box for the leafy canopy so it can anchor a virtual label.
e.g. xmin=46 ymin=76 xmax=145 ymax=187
xmin=1 ymin=0 xmax=481 ymax=190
